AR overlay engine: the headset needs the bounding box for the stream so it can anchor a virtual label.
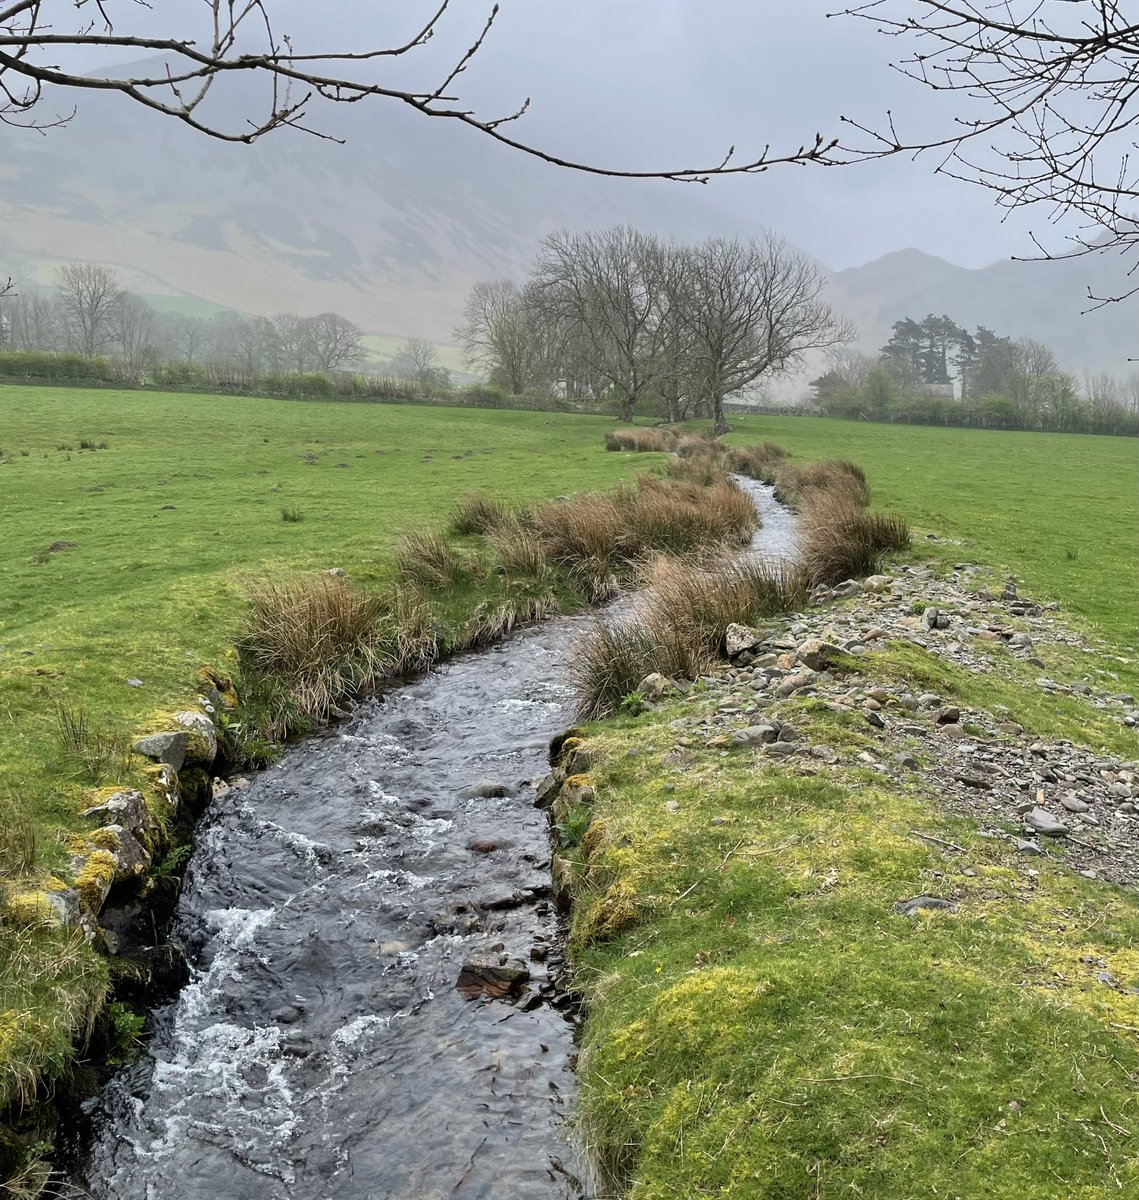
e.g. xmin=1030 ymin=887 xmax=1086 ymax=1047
xmin=71 ymin=481 xmax=797 ymax=1200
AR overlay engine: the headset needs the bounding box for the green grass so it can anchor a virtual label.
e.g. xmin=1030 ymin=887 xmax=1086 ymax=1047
xmin=725 ymin=417 xmax=1138 ymax=663
xmin=569 ymin=716 xmax=1139 ymax=1199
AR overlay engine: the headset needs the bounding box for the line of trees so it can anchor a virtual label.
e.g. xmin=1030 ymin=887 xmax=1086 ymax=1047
xmin=811 ymin=315 xmax=1139 ymax=436
xmin=0 ymin=263 xmax=367 ymax=382
xmin=457 ymin=225 xmax=853 ymax=433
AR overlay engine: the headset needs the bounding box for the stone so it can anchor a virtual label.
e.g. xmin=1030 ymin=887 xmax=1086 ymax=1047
xmin=795 ymin=638 xmax=843 ymax=672
xmin=896 ymin=752 xmax=920 ymax=769
xmin=174 ymin=710 xmax=218 ymax=767
xmin=917 ymin=693 xmax=942 ymax=709
xmin=774 ymin=672 xmax=816 ymax=697
xmin=894 ymin=895 xmax=957 ymax=917
xmin=462 ymin=780 xmax=514 ymax=799
xmin=938 ymin=724 xmax=967 ymax=742
xmin=639 ymin=673 xmax=677 ymax=702
xmin=81 ymin=789 xmax=148 ymax=837
xmin=924 ymin=607 xmax=940 ymax=629
xmin=864 ymin=710 xmax=887 ymax=729
xmin=1017 ymin=838 xmax=1044 ymax=856
xmin=776 ymin=722 xmax=802 ymax=743
xmin=731 ymin=725 xmax=779 ymax=746
xmin=133 ymin=731 xmax=189 ymax=771
xmin=724 ymin=623 xmax=763 ymax=660
xmin=1024 ymin=808 xmax=1070 ymax=837
xmin=936 ymin=706 xmax=961 ymax=724
xmin=533 ymin=772 xmax=563 ymax=809
xmin=91 ymin=825 xmax=151 ymax=883
xmin=126 ymin=678 xmax=145 ymax=688
xmin=1061 ymin=795 xmax=1090 ymax=814
xmin=809 ymin=745 xmax=839 ymax=764
xmin=456 ymin=954 xmax=531 ymax=999
xmin=862 ymin=575 xmax=896 ymax=592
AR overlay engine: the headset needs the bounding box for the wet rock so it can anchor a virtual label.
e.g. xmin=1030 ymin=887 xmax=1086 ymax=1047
xmin=133 ymin=731 xmax=189 ymax=771
xmin=895 ymin=895 xmax=958 ymax=917
xmin=469 ymin=839 xmax=504 ymax=854
xmin=1024 ymin=808 xmax=1070 ymax=837
xmin=462 ymin=779 xmax=514 ymax=800
xmin=456 ymin=954 xmax=531 ymax=999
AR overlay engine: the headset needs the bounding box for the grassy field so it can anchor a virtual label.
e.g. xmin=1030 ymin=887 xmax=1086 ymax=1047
xmin=1 ymin=390 xmax=1136 ymax=1192
xmin=727 ymin=416 xmax=1138 ymax=664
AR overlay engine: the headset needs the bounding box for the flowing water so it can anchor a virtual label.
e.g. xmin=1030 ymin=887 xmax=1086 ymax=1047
xmin=73 ymin=482 xmax=796 ymax=1200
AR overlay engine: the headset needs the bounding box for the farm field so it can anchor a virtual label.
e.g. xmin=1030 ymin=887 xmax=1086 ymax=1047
xmin=730 ymin=415 xmax=1139 ymax=663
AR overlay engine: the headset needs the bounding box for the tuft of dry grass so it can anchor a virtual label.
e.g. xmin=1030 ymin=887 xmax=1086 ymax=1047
xmin=605 ymin=427 xmax=678 ymax=453
xmin=800 ymin=492 xmax=910 ymax=586
xmin=774 ymin=459 xmax=870 ymax=509
xmin=728 ymin=440 xmax=788 ymax=484
xmin=394 ymin=528 xmax=473 ymax=590
xmin=572 ymin=553 xmax=808 ymax=718
xmin=665 ymin=451 xmax=731 ymax=487
xmin=675 ymin=432 xmax=722 ymax=459
xmin=449 ymin=490 xmax=514 ymax=536
xmin=487 ymin=516 xmax=556 ymax=579
xmin=0 ymin=793 xmax=39 ymax=882
xmin=236 ymin=573 xmax=387 ymax=734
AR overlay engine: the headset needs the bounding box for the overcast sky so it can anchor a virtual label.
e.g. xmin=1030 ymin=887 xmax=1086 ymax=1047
xmin=58 ymin=0 xmax=1077 ymax=270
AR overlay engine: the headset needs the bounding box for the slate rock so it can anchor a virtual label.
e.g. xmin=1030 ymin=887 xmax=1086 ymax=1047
xmin=895 ymin=895 xmax=958 ymax=917
xmin=1024 ymin=807 xmax=1069 ymax=837
xmin=133 ymin=731 xmax=189 ymax=771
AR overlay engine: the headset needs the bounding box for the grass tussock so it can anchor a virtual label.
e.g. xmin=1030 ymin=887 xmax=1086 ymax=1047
xmin=604 ymin=427 xmax=678 ymax=453
xmin=53 ymin=702 xmax=132 ymax=785
xmin=775 ymin=458 xmax=870 ymax=509
xmin=0 ymin=793 xmax=39 ymax=882
xmin=449 ymin=490 xmax=514 ymax=536
xmin=665 ymin=452 xmax=731 ymax=487
xmin=675 ymin=432 xmax=721 ymax=458
xmin=236 ymin=573 xmax=387 ymax=734
xmin=486 ymin=518 xmax=551 ymax=578
xmin=727 ymin=439 xmax=788 ymax=483
xmin=394 ymin=528 xmax=473 ymax=590
xmin=572 ymin=554 xmax=808 ymax=718
xmin=800 ymin=491 xmax=910 ymax=586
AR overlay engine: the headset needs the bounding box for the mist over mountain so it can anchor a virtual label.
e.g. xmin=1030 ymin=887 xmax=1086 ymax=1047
xmin=1 ymin=62 xmax=1133 ymax=379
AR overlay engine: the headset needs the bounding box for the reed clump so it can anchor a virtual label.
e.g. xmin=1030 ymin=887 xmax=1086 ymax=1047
xmin=449 ymin=490 xmax=514 ymax=536
xmin=604 ymin=427 xmax=678 ymax=453
xmin=395 ymin=528 xmax=473 ymax=590
xmin=799 ymin=491 xmax=910 ymax=587
xmin=728 ymin=440 xmax=788 ymax=483
xmin=774 ymin=459 xmax=870 ymax=509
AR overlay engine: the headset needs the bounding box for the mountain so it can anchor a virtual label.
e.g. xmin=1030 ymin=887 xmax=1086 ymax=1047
xmin=0 ymin=66 xmax=1134 ymax=376
xmin=829 ymin=248 xmax=1137 ymax=377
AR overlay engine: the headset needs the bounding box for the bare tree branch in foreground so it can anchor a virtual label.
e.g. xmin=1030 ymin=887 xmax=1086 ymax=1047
xmin=831 ymin=1 xmax=1139 ymax=300
xmin=0 ymin=0 xmax=839 ymax=178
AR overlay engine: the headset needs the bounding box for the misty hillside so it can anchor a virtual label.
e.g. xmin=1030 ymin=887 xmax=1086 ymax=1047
xmin=0 ymin=63 xmax=1134 ymax=374
xmin=831 ymin=248 xmax=1137 ymax=377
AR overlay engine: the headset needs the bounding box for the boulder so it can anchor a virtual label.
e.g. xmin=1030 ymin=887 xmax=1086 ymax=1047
xmin=724 ymin=623 xmax=762 ymax=660
xmin=82 ymin=789 xmax=149 ymax=839
xmin=639 ymin=673 xmax=678 ymax=703
xmin=174 ymin=710 xmax=218 ymax=767
xmin=794 ymin=639 xmax=843 ymax=672
xmin=89 ymin=824 xmax=152 ymax=883
xmin=1024 ymin=807 xmax=1069 ymax=837
xmin=862 ymin=575 xmax=896 ymax=592
xmin=462 ymin=780 xmax=514 ymax=800
xmin=133 ymin=731 xmax=188 ymax=771
xmin=730 ymin=725 xmax=778 ymax=746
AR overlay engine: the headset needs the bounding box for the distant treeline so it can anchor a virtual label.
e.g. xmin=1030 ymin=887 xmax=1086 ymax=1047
xmin=811 ymin=315 xmax=1139 ymax=436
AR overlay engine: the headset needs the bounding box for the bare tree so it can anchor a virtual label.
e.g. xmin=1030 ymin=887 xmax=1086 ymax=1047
xmin=670 ymin=235 xmax=854 ymax=434
xmin=306 ymin=312 xmax=365 ymax=372
xmin=115 ymin=294 xmax=157 ymax=376
xmin=160 ymin=314 xmax=210 ymax=366
xmin=272 ymin=312 xmax=313 ymax=373
xmin=54 ymin=262 xmax=123 ymax=357
xmin=834 ymin=2 xmax=1139 ymax=298
xmin=456 ymin=280 xmax=549 ymax=394
xmin=533 ymin=227 xmax=674 ymax=422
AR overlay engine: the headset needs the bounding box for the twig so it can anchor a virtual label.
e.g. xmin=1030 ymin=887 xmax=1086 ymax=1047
xmin=910 ymin=829 xmax=968 ymax=854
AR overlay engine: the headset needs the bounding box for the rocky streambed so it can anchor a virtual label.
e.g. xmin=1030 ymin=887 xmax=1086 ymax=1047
xmin=70 ymin=486 xmax=799 ymax=1198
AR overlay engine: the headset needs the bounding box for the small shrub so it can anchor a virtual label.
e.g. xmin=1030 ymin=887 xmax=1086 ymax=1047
xmin=449 ymin=490 xmax=514 ymax=536
xmin=394 ymin=529 xmax=471 ymax=590
xmin=1065 ymin=548 xmax=1079 ymax=561
xmin=280 ymin=506 xmax=304 ymax=523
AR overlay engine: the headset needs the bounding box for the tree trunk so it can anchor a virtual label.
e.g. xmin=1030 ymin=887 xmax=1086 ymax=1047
xmin=712 ymin=392 xmax=729 ymax=436
xmin=620 ymin=393 xmax=636 ymax=423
